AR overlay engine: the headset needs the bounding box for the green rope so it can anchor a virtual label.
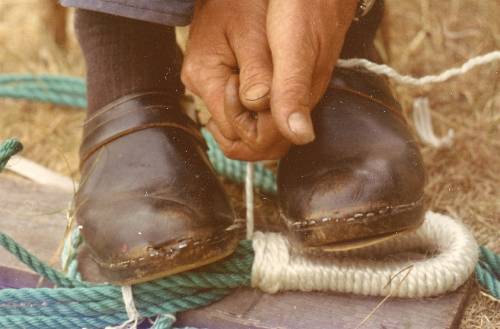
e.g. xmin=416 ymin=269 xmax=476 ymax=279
xmin=475 ymin=246 xmax=500 ymax=299
xmin=1 ymin=74 xmax=499 ymax=328
xmin=0 ymin=74 xmax=87 ymax=108
xmin=0 ymin=138 xmax=23 ymax=172
xmin=0 ymin=221 xmax=253 ymax=328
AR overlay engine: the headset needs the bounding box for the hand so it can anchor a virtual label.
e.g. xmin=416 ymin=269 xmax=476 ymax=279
xmin=267 ymin=0 xmax=358 ymax=144
xmin=182 ymin=0 xmax=289 ymax=160
xmin=207 ymin=75 xmax=290 ymax=161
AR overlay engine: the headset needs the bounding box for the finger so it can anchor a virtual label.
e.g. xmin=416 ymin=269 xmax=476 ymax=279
xmin=207 ymin=120 xmax=264 ymax=161
xmin=267 ymin=3 xmax=316 ymax=145
xmin=227 ymin=3 xmax=272 ymax=112
xmin=224 ymin=75 xmax=258 ymax=142
xmin=225 ymin=75 xmax=291 ymax=154
xmin=207 ymin=119 xmax=289 ymax=161
xmin=182 ymin=58 xmax=240 ymax=141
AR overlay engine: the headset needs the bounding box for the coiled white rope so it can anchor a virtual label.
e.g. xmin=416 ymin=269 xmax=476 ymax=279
xmin=251 ymin=211 xmax=478 ymax=298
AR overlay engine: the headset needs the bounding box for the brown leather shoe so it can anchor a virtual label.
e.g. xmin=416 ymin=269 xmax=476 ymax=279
xmin=277 ymin=67 xmax=426 ymax=252
xmin=74 ymin=92 xmax=242 ymax=284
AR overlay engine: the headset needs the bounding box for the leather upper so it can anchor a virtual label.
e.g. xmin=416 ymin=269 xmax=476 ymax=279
xmin=75 ymin=93 xmax=237 ymax=266
xmin=278 ymin=68 xmax=426 ymax=243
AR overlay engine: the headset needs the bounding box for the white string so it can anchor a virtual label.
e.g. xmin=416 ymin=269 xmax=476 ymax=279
xmin=251 ymin=211 xmax=478 ymax=298
xmin=245 ymin=162 xmax=255 ymax=239
xmin=106 ymin=286 xmax=140 ymax=329
xmin=412 ymin=97 xmax=454 ymax=148
xmin=337 ymin=50 xmax=500 ymax=85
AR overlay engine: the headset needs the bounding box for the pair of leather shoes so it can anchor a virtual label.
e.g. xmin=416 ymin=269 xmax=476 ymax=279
xmin=75 ymin=66 xmax=425 ymax=285
xmin=75 ymin=0 xmax=425 ymax=284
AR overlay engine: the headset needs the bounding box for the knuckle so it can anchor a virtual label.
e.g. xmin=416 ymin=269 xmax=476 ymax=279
xmin=240 ymin=63 xmax=271 ymax=86
xmin=252 ymin=137 xmax=271 ymax=152
xmin=281 ymin=74 xmax=311 ymax=92
xmin=180 ymin=60 xmax=199 ymax=88
xmin=277 ymin=86 xmax=311 ymax=109
xmin=221 ymin=143 xmax=239 ymax=159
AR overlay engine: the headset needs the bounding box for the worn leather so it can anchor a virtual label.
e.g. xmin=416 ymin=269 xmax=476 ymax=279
xmin=75 ymin=92 xmax=241 ymax=283
xmin=278 ymin=68 xmax=426 ymax=248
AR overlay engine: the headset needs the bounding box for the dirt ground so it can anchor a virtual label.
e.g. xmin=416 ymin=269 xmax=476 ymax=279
xmin=0 ymin=0 xmax=498 ymax=328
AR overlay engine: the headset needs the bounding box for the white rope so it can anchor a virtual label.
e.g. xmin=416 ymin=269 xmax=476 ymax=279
xmin=337 ymin=50 xmax=500 ymax=85
xmin=251 ymin=211 xmax=478 ymax=298
xmin=245 ymin=162 xmax=255 ymax=239
xmin=106 ymin=286 xmax=140 ymax=329
xmin=412 ymin=97 xmax=454 ymax=148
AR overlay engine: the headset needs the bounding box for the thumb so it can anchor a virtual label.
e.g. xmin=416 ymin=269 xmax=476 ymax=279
xmin=270 ymin=60 xmax=316 ymax=144
xmin=229 ymin=18 xmax=273 ymax=112
xmin=271 ymin=67 xmax=316 ymax=145
xmin=237 ymin=51 xmax=273 ymax=112
xmin=267 ymin=12 xmax=316 ymax=144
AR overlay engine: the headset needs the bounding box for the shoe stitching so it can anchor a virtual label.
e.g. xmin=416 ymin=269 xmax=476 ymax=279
xmin=286 ymin=198 xmax=424 ymax=229
xmin=92 ymin=221 xmax=243 ymax=270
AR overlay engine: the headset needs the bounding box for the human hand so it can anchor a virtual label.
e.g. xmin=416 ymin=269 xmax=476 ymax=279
xmin=207 ymin=75 xmax=290 ymax=161
xmin=182 ymin=0 xmax=289 ymax=160
xmin=267 ymin=0 xmax=358 ymax=144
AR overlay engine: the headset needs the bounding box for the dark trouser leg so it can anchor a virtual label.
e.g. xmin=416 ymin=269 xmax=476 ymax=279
xmin=74 ymin=9 xmax=183 ymax=115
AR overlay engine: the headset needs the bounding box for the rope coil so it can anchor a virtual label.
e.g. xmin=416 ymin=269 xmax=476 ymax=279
xmin=252 ymin=212 xmax=478 ymax=298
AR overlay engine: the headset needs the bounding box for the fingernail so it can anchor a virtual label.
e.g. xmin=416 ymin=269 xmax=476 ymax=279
xmin=287 ymin=112 xmax=315 ymax=143
xmin=244 ymin=84 xmax=270 ymax=101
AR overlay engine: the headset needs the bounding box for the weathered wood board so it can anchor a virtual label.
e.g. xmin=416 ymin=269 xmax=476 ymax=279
xmin=0 ymin=174 xmax=70 ymax=270
xmin=0 ymin=175 xmax=472 ymax=329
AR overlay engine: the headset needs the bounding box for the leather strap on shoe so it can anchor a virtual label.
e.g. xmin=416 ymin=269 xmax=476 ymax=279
xmin=80 ymin=92 xmax=205 ymax=165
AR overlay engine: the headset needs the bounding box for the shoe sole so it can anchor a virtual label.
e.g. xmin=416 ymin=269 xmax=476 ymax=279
xmin=283 ymin=201 xmax=425 ymax=253
xmin=77 ymin=225 xmax=241 ymax=285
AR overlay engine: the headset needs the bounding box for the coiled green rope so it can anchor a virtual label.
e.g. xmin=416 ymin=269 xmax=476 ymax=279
xmin=0 ymin=74 xmax=498 ymax=329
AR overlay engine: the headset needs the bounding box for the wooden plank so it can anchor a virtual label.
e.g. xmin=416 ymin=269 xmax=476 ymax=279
xmin=0 ymin=266 xmax=52 ymax=289
xmin=0 ymin=175 xmax=70 ymax=270
xmin=177 ymin=285 xmax=472 ymax=329
xmin=0 ymin=175 xmax=472 ymax=328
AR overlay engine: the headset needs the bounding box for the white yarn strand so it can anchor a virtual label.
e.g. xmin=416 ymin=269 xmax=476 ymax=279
xmin=337 ymin=50 xmax=500 ymax=85
xmin=413 ymin=97 xmax=454 ymax=148
xmin=251 ymin=211 xmax=478 ymax=298
xmin=106 ymin=285 xmax=141 ymax=329
xmin=245 ymin=162 xmax=255 ymax=239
